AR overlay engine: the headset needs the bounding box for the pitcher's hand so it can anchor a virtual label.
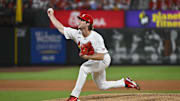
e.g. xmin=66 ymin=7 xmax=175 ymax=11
xmin=47 ymin=8 xmax=54 ymax=17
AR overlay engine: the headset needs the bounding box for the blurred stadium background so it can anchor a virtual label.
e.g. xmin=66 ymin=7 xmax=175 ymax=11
xmin=0 ymin=0 xmax=180 ymax=66
xmin=0 ymin=0 xmax=180 ymax=101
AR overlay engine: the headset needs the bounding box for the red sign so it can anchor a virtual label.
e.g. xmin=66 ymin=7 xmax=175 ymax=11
xmin=50 ymin=10 xmax=124 ymax=28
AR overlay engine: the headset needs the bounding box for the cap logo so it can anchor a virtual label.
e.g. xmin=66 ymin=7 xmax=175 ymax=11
xmin=82 ymin=14 xmax=85 ymax=17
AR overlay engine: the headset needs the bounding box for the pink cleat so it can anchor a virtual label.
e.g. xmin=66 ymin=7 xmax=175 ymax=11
xmin=124 ymin=77 xmax=140 ymax=90
xmin=67 ymin=96 xmax=80 ymax=101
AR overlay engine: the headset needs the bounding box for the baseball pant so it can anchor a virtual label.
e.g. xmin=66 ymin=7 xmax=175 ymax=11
xmin=71 ymin=54 xmax=125 ymax=98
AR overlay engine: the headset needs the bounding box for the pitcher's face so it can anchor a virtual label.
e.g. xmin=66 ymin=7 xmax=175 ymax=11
xmin=78 ymin=18 xmax=89 ymax=29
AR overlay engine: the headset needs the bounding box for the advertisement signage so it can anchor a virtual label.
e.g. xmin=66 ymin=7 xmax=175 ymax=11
xmin=31 ymin=28 xmax=66 ymax=64
xmin=126 ymin=10 xmax=180 ymax=28
xmin=50 ymin=10 xmax=124 ymax=28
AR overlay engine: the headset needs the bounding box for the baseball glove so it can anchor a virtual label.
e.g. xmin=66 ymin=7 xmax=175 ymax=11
xmin=79 ymin=42 xmax=94 ymax=56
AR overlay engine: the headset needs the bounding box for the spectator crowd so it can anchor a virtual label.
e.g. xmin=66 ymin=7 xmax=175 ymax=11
xmin=139 ymin=0 xmax=180 ymax=10
xmin=0 ymin=0 xmax=180 ymax=10
xmin=0 ymin=0 xmax=131 ymax=10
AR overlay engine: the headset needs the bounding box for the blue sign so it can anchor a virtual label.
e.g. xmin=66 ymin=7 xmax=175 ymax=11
xmin=31 ymin=28 xmax=66 ymax=64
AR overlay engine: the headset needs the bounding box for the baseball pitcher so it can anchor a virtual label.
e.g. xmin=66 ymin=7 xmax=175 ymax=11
xmin=47 ymin=8 xmax=140 ymax=101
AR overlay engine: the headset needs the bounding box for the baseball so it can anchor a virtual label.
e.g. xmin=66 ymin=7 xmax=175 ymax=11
xmin=48 ymin=8 xmax=54 ymax=14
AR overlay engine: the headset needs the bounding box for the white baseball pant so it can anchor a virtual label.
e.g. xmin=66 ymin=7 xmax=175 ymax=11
xmin=71 ymin=53 xmax=125 ymax=98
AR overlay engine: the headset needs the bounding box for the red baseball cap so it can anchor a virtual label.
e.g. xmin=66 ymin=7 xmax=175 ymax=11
xmin=78 ymin=13 xmax=93 ymax=25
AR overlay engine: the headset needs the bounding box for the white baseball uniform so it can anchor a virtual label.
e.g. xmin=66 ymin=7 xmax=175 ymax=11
xmin=64 ymin=27 xmax=125 ymax=98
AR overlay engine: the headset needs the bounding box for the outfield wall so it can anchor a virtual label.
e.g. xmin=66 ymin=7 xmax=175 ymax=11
xmin=0 ymin=27 xmax=180 ymax=66
xmin=0 ymin=28 xmax=14 ymax=66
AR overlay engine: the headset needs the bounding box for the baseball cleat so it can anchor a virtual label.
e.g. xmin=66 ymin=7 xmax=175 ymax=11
xmin=67 ymin=96 xmax=80 ymax=101
xmin=124 ymin=77 xmax=140 ymax=90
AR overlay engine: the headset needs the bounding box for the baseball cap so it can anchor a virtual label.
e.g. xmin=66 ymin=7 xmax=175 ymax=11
xmin=78 ymin=13 xmax=93 ymax=25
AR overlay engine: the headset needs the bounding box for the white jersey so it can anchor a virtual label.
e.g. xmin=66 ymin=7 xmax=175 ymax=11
xmin=64 ymin=27 xmax=108 ymax=54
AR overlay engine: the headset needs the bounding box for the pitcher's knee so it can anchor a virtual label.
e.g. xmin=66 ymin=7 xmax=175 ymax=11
xmin=97 ymin=84 xmax=108 ymax=90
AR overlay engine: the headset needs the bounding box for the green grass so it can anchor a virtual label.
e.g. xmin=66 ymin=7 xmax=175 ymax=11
xmin=0 ymin=66 xmax=180 ymax=80
xmin=0 ymin=68 xmax=79 ymax=80
xmin=0 ymin=90 xmax=180 ymax=101
xmin=106 ymin=66 xmax=180 ymax=80
xmin=0 ymin=91 xmax=70 ymax=101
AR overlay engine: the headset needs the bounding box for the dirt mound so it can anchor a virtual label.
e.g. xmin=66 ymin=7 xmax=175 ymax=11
xmin=44 ymin=93 xmax=180 ymax=101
